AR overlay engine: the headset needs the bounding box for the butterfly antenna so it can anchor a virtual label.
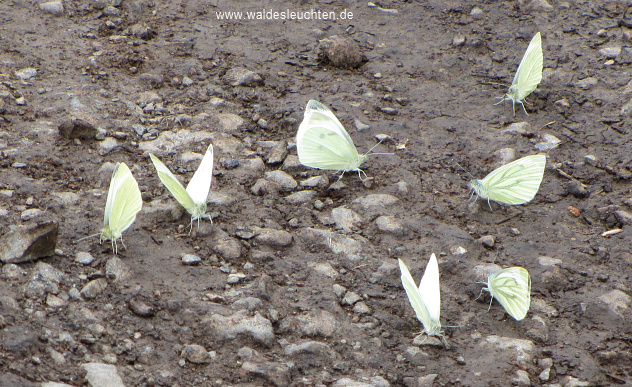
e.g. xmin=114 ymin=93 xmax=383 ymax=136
xmin=365 ymin=138 xmax=384 ymax=155
xmin=454 ymin=162 xmax=476 ymax=180
xmin=75 ymin=233 xmax=101 ymax=243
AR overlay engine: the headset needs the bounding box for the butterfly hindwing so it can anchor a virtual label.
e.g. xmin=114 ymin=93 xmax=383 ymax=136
xmin=101 ymin=162 xmax=142 ymax=246
xmin=511 ymin=32 xmax=543 ymax=102
xmin=149 ymin=153 xmax=197 ymax=215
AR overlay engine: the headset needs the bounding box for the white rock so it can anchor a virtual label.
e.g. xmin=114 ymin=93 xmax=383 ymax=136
xmin=598 ymin=289 xmax=631 ymax=317
xmin=39 ymin=0 xmax=64 ymax=16
xmin=483 ymin=335 xmax=534 ymax=366
xmin=14 ymin=67 xmax=37 ymax=80
xmin=331 ymin=206 xmax=361 ymax=232
xmin=82 ymin=363 xmax=125 ymax=387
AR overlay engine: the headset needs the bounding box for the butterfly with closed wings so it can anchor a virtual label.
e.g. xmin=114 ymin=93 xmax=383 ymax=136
xmin=99 ymin=162 xmax=143 ymax=254
xmin=480 ymin=266 xmax=531 ymax=321
xmin=399 ymin=254 xmax=449 ymax=349
xmin=497 ymin=32 xmax=543 ymax=115
xmin=470 ymin=154 xmax=546 ymax=208
xmin=149 ymin=144 xmax=214 ymax=229
xmin=297 ymin=100 xmax=386 ymax=180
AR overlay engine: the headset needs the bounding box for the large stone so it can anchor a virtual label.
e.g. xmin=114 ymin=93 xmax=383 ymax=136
xmin=82 ymin=363 xmax=125 ymax=387
xmin=0 ymin=221 xmax=58 ymax=263
xmin=202 ymin=311 xmax=275 ymax=347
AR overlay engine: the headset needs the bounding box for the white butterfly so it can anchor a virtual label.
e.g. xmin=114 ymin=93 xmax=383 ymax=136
xmin=480 ymin=267 xmax=531 ymax=321
xmin=498 ymin=32 xmax=543 ymax=115
xmin=470 ymin=154 xmax=546 ymax=206
xmin=100 ymin=162 xmax=143 ymax=254
xmin=149 ymin=144 xmax=214 ymax=227
xmin=399 ymin=254 xmax=448 ymax=347
xmin=296 ymin=100 xmax=368 ymax=176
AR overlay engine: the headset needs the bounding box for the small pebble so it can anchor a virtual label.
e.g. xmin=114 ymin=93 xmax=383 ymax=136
xmin=478 ymin=235 xmax=495 ymax=248
xmin=181 ymin=253 xmax=202 ymax=265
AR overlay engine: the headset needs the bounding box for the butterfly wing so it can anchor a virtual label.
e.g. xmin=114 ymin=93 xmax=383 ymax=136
xmin=149 ymin=153 xmax=197 ymax=216
xmin=102 ymin=162 xmax=142 ymax=240
xmin=510 ymin=32 xmax=543 ymax=101
xmin=296 ymin=100 xmax=365 ymax=172
xmin=185 ymin=144 xmax=213 ymax=219
xmin=487 ymin=267 xmax=531 ymax=321
xmin=399 ymin=254 xmax=442 ymax=336
xmin=477 ymin=154 xmax=546 ymax=205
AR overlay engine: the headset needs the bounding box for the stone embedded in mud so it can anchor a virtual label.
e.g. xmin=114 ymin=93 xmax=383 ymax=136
xmin=129 ymin=297 xmax=155 ymax=317
xmin=535 ymin=133 xmax=561 ymax=151
xmin=253 ymin=227 xmax=293 ymax=248
xmin=222 ymin=67 xmax=264 ymax=87
xmin=501 ymin=121 xmax=532 ymax=135
xmin=80 ymin=278 xmax=108 ymax=300
xmin=82 ymin=363 xmax=125 ymax=387
xmin=284 ymin=190 xmax=317 ymax=205
xmin=477 ymin=235 xmax=495 ymax=248
xmin=241 ymin=361 xmax=291 ymax=387
xmin=278 ymin=309 xmax=340 ymax=337
xmin=351 ymin=194 xmax=399 ymax=211
xmin=39 ymin=0 xmax=64 ymax=16
xmin=105 ymin=257 xmax=131 ymax=282
xmin=181 ymin=344 xmax=215 ymax=364
xmin=331 ymin=206 xmax=362 ymax=233
xmin=264 ymin=170 xmax=297 ymax=191
xmin=565 ymin=180 xmax=589 ymax=198
xmin=266 ymin=140 xmax=289 ymax=165
xmin=58 ymin=116 xmax=99 ymax=140
xmin=299 ymin=228 xmax=364 ymax=256
xmin=211 ymin=229 xmax=243 ymax=260
xmin=483 ymin=335 xmax=534 ymax=367
xmin=217 ymin=113 xmax=245 ymax=132
xmin=318 ymin=35 xmax=367 ymax=69
xmin=614 ymin=210 xmax=632 ymax=225
xmin=202 ymin=311 xmax=275 ymax=347
xmin=598 ymin=289 xmax=631 ymax=317
xmin=519 ymin=0 xmax=553 ymax=12
xmin=0 ymin=221 xmax=58 ymax=264
xmin=375 ymin=215 xmax=406 ymax=235
xmin=14 ymin=67 xmax=37 ymax=80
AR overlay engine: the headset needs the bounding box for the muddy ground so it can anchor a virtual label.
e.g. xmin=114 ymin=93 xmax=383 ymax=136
xmin=1 ymin=0 xmax=632 ymax=386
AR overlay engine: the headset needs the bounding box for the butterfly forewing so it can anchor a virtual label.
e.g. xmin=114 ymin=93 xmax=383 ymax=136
xmin=185 ymin=144 xmax=214 ymax=211
xmin=150 ymin=153 xmax=198 ymax=215
xmin=102 ymin=162 xmax=142 ymax=241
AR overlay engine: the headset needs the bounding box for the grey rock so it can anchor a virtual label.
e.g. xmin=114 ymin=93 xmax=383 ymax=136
xmin=299 ymin=228 xmax=364 ymax=255
xmin=222 ymin=67 xmax=263 ymax=87
xmin=139 ymin=129 xmax=214 ymax=157
xmin=538 ymin=256 xmax=562 ymax=266
xmin=332 ymin=284 xmax=347 ymax=299
xmin=231 ymin=297 xmax=263 ymax=311
xmin=0 ymin=221 xmax=59 ymax=263
xmin=264 ymin=170 xmax=297 ymax=191
xmin=493 ymin=148 xmax=516 ymax=167
xmin=566 ymin=180 xmax=589 ymax=198
xmin=615 ymin=210 xmax=632 ymax=225
xmin=482 ymin=335 xmax=534 ymax=367
xmin=598 ymin=289 xmax=631 ymax=317
xmin=20 ymin=208 xmax=42 ymax=221
xmin=501 ymin=121 xmax=531 ymax=135
xmin=203 ymin=311 xmax=275 ymax=347
xmin=341 ymin=291 xmax=362 ymax=306
xmin=478 ymin=235 xmax=495 ymax=248
xmin=218 ymin=113 xmax=245 ymax=132
xmin=42 ymin=383 xmax=73 ymax=387
xmin=97 ymin=137 xmax=120 ymax=156
xmin=181 ymin=253 xmax=201 ymax=265
xmin=181 ymin=344 xmax=215 ymax=364
xmin=105 ymin=257 xmax=131 ymax=282
xmin=575 ymin=77 xmax=597 ymax=90
xmin=331 ymin=206 xmax=361 ymax=232
xmin=58 ymin=116 xmax=99 ymax=140
xmin=102 ymin=5 xmax=120 ymax=16
xmin=600 ymin=46 xmax=621 ymax=59
xmin=284 ymin=190 xmax=317 ymax=204
xmin=519 ymin=0 xmax=553 ymax=12
xmin=251 ymin=178 xmax=277 ymax=196
xmin=473 ymin=264 xmax=502 ymax=281
xmin=80 ymin=279 xmax=108 ymax=299
xmin=563 ymin=376 xmax=592 ymax=387
xmin=212 ymin=231 xmax=243 ymax=260
xmin=352 ymin=194 xmax=399 ymax=210
xmin=535 ymin=133 xmax=561 ymax=151
xmin=375 ymin=215 xmax=405 ymax=235
xmin=353 ymin=302 xmax=371 ymax=314
xmin=513 ymin=370 xmax=531 ymax=386
xmin=24 ymin=262 xmax=64 ymax=298
xmin=279 ymin=309 xmax=339 ymax=337
xmin=354 ymin=118 xmax=370 ymax=131
xmin=254 ymin=227 xmax=293 ymax=248
xmin=2 ymin=264 xmax=26 ymax=279
xmin=140 ymin=199 xmax=185 ymax=224
xmin=266 ymin=140 xmax=288 ymax=165
xmin=222 ymin=158 xmax=240 ymax=169
xmin=129 ymin=297 xmax=155 ymax=317
xmin=75 ymin=252 xmax=95 ymax=265
xmin=283 ymin=340 xmax=336 ymax=362
xmin=46 ymin=294 xmax=67 ymax=308
xmin=39 ymin=0 xmax=64 ymax=16
xmin=82 ymin=363 xmax=125 ymax=387
xmin=51 ymin=192 xmax=81 ymax=206
xmin=227 ymin=273 xmax=247 ymax=284
xmin=300 ymin=175 xmax=330 ymax=188
xmin=332 ymin=378 xmax=373 ymax=387
xmin=15 ymin=68 xmax=37 ymax=80
xmin=531 ymin=298 xmax=559 ymax=317
xmin=241 ymin=361 xmax=291 ymax=387
xmin=318 ymin=35 xmax=366 ymax=69
xmin=257 ymin=118 xmax=268 ymax=129
xmin=139 ymin=73 xmax=163 ymax=88
xmin=417 ymin=374 xmax=439 ymax=387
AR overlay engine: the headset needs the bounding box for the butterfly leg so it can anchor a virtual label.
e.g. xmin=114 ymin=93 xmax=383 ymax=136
xmin=474 ymin=287 xmax=487 ymax=301
xmin=520 ymin=99 xmax=530 ymax=115
xmin=438 ymin=334 xmax=451 ymax=350
xmin=487 ymin=198 xmax=493 ymax=211
xmin=357 ymin=168 xmax=368 ymax=182
xmin=336 ymin=171 xmax=346 ymax=182
xmin=487 ymin=295 xmax=494 ymax=311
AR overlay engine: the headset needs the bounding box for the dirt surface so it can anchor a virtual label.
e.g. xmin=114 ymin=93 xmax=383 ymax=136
xmin=1 ymin=0 xmax=632 ymax=386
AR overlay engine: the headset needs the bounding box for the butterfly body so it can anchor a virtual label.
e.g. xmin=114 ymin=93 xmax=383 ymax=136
xmin=483 ymin=267 xmax=531 ymax=321
xmin=470 ymin=154 xmax=546 ymax=206
xmin=100 ymin=162 xmax=143 ymax=253
xmin=296 ymin=100 xmax=366 ymax=173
